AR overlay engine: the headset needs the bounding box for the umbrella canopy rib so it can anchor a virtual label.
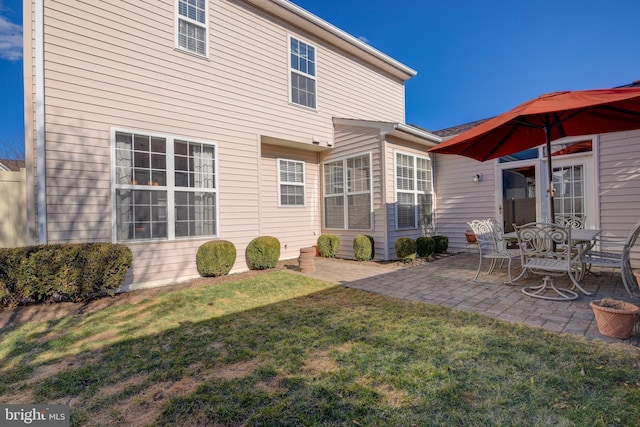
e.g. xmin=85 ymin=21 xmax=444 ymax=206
xmin=477 ymin=124 xmax=520 ymax=161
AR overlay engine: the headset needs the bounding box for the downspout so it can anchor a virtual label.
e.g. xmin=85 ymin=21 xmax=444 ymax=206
xmin=35 ymin=0 xmax=47 ymax=243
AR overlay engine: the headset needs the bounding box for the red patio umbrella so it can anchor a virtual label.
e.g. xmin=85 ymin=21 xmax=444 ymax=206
xmin=428 ymin=87 xmax=640 ymax=221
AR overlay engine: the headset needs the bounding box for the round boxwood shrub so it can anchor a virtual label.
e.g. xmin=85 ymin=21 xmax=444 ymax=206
xmin=394 ymin=237 xmax=416 ymax=263
xmin=196 ymin=240 xmax=236 ymax=277
xmin=317 ymin=234 xmax=340 ymax=258
xmin=416 ymin=236 xmax=435 ymax=258
xmin=433 ymin=235 xmax=449 ymax=254
xmin=246 ymin=236 xmax=281 ymax=270
xmin=353 ymin=235 xmax=374 ymax=261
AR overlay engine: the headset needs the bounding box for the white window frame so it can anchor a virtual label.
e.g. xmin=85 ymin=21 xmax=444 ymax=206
xmin=111 ymin=127 xmax=218 ymax=242
xmin=175 ymin=0 xmax=209 ymax=58
xmin=323 ymin=152 xmax=373 ymax=230
xmin=278 ymin=158 xmax=306 ymax=207
xmin=395 ymin=151 xmax=434 ymax=230
xmin=288 ymin=35 xmax=317 ymax=110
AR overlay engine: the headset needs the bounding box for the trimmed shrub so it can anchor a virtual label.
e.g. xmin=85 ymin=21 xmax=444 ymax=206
xmin=196 ymin=240 xmax=236 ymax=277
xmin=317 ymin=234 xmax=340 ymax=258
xmin=0 ymin=243 xmax=132 ymax=308
xmin=416 ymin=236 xmax=435 ymax=258
xmin=394 ymin=238 xmax=417 ymax=263
xmin=353 ymin=235 xmax=374 ymax=261
xmin=246 ymin=236 xmax=281 ymax=270
xmin=433 ymin=235 xmax=449 ymax=254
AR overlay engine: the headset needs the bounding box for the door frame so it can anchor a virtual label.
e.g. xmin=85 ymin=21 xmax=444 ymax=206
xmin=494 ymin=135 xmax=597 ymax=229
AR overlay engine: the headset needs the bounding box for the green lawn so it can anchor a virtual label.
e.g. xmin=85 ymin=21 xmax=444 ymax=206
xmin=1 ymin=270 xmax=639 ymax=426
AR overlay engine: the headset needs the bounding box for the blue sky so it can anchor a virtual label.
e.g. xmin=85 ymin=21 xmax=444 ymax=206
xmin=1 ymin=0 xmax=639 ymax=158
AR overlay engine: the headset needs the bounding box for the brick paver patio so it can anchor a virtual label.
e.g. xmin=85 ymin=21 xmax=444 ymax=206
xmin=301 ymin=253 xmax=639 ymax=345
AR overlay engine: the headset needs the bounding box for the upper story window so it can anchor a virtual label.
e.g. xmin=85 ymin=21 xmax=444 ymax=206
xmin=278 ymin=159 xmax=305 ymax=206
xmin=177 ymin=0 xmax=208 ymax=57
xmin=395 ymin=152 xmax=433 ymax=229
xmin=323 ymin=154 xmax=371 ymax=230
xmin=289 ymin=37 xmax=317 ymax=109
xmin=113 ymin=130 xmax=217 ymax=242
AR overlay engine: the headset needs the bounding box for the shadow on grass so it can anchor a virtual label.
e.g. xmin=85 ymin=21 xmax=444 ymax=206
xmin=1 ymin=271 xmax=640 ymax=426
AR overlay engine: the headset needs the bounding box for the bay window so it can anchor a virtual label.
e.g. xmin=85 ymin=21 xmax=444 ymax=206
xmin=396 ymin=152 xmax=433 ymax=229
xmin=323 ymin=154 xmax=371 ymax=230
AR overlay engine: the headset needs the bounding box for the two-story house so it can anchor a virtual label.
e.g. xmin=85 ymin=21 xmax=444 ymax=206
xmin=23 ymin=0 xmax=441 ymax=289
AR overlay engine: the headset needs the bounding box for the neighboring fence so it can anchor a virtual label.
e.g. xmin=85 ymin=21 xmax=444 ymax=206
xmin=0 ymin=168 xmax=27 ymax=248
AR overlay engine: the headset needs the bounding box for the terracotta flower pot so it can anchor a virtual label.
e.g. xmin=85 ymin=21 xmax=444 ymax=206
xmin=590 ymin=299 xmax=640 ymax=339
xmin=465 ymin=230 xmax=477 ymax=244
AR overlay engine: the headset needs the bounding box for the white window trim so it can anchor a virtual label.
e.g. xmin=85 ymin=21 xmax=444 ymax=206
xmin=277 ymin=158 xmax=306 ymax=207
xmin=175 ymin=0 xmax=209 ymax=58
xmin=288 ymin=34 xmax=318 ymax=110
xmin=322 ymin=152 xmax=373 ymax=231
xmin=110 ymin=127 xmax=219 ymax=243
xmin=394 ymin=150 xmax=434 ymax=230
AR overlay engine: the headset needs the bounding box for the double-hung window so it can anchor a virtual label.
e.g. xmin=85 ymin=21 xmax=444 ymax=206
xmin=396 ymin=152 xmax=433 ymax=229
xmin=278 ymin=159 xmax=305 ymax=206
xmin=323 ymin=154 xmax=371 ymax=230
xmin=113 ymin=130 xmax=217 ymax=242
xmin=177 ymin=0 xmax=208 ymax=57
xmin=289 ymin=37 xmax=316 ymax=109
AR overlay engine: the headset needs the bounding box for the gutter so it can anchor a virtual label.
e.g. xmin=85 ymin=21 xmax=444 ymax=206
xmin=394 ymin=123 xmax=442 ymax=145
xmin=35 ymin=0 xmax=47 ymax=243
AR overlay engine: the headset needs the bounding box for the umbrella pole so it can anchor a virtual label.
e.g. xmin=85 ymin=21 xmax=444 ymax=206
xmin=545 ymin=127 xmax=555 ymax=223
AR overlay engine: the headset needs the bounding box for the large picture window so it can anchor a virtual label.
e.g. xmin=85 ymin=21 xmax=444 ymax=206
xmin=113 ymin=130 xmax=217 ymax=242
xmin=323 ymin=154 xmax=371 ymax=230
xmin=289 ymin=37 xmax=316 ymax=109
xmin=396 ymin=152 xmax=433 ymax=229
xmin=278 ymin=159 xmax=305 ymax=206
xmin=177 ymin=0 xmax=208 ymax=57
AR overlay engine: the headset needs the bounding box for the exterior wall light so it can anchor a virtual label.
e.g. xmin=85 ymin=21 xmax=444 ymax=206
xmin=472 ymin=173 xmax=482 ymax=182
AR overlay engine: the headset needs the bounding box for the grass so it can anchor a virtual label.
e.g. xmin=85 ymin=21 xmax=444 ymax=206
xmin=1 ymin=270 xmax=640 ymax=426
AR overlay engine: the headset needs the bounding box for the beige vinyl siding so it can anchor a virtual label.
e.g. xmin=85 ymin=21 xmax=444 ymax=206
xmin=325 ymin=125 xmax=385 ymax=259
xmin=597 ymin=129 xmax=640 ymax=263
xmin=30 ymin=0 xmax=409 ymax=287
xmin=429 ymin=153 xmax=496 ymax=254
xmin=260 ymin=144 xmax=320 ymax=260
